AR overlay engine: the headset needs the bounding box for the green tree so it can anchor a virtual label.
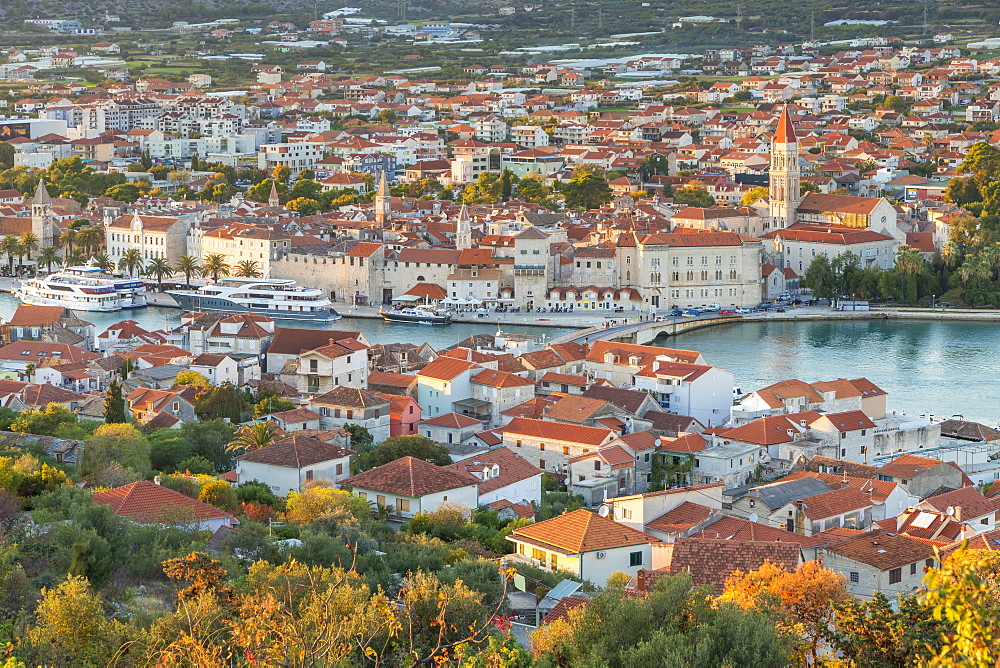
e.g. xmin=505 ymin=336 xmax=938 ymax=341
xmin=103 ymin=378 xmax=127 ymax=424
xmin=118 ymin=248 xmax=144 ymax=277
xmin=803 ymin=254 xmax=836 ymax=303
xmin=673 ymin=184 xmax=716 ymax=208
xmin=148 ymin=429 xmax=191 ymax=472
xmin=36 ymin=246 xmax=60 ymax=274
xmin=833 ymin=591 xmax=946 ymax=667
xmin=92 ymin=253 xmax=114 ymax=273
xmin=741 ymin=186 xmax=769 ymax=206
xmin=24 ymin=575 xmax=127 ymax=666
xmin=194 ymin=384 xmax=243 ymax=423
xmin=363 ymin=435 xmax=452 ymax=469
xmin=233 ymin=259 xmax=262 ymax=277
xmin=921 ymin=548 xmax=1000 ymax=667
xmin=144 ymin=257 xmax=173 ymax=289
xmin=18 ymin=232 xmax=38 ymax=262
xmin=173 ymin=370 xmax=211 ymax=388
xmin=515 ymin=175 xmax=551 ymax=203
xmin=104 ymin=182 xmax=141 ymax=202
xmin=82 ymin=423 xmax=151 ymax=478
xmin=0 ymin=142 xmax=13 ymax=169
xmin=272 ymin=165 xmax=292 ymax=183
xmin=182 ymin=420 xmax=237 ymax=472
xmin=226 ymin=420 xmax=278 ymax=453
xmin=201 ymin=253 xmax=230 ymax=282
xmin=176 ymin=255 xmax=200 ymax=287
xmin=199 ymin=479 xmax=237 ymax=512
xmin=10 ymin=402 xmax=77 ymax=436
xmin=563 ymin=172 xmax=613 ymax=210
xmin=246 ymin=177 xmax=283 ymax=203
xmin=286 ymin=480 xmax=371 ymax=525
xmin=252 ymin=395 xmax=294 ymax=417
xmin=461 ymin=172 xmax=503 ymax=204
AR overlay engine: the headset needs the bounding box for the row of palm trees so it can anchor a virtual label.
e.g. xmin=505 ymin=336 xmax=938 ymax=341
xmin=32 ymin=248 xmax=262 ymax=287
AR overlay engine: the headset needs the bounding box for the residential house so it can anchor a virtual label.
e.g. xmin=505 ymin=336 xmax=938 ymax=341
xmin=94 ymin=480 xmax=235 ymax=532
xmin=501 ymin=417 xmax=616 ymax=474
xmin=822 ymin=529 xmax=937 ymax=599
xmin=446 ymin=446 xmax=543 ymax=506
xmin=419 ymin=412 xmax=483 ymax=445
xmin=236 ymin=434 xmax=355 ymax=495
xmin=340 ymin=456 xmax=480 ymax=518
xmin=310 ymin=386 xmax=391 ymax=442
xmin=506 ymin=508 xmax=659 ymax=586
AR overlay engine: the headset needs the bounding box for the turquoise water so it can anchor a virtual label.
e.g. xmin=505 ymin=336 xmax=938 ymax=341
xmin=667 ymin=319 xmax=1000 ymax=424
xmin=4 ymin=288 xmax=997 ymax=423
xmin=0 ymin=293 xmax=575 ymax=354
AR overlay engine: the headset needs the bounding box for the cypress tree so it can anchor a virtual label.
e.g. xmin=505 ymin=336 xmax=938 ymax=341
xmin=103 ymin=378 xmax=127 ymax=424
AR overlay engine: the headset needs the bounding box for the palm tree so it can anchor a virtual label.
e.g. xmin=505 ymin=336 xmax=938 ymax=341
xmin=201 ymin=253 xmax=231 ymax=282
xmin=233 ymin=260 xmax=262 ymax=278
xmin=65 ymin=249 xmax=87 ymax=267
xmin=176 ymin=255 xmax=200 ymax=288
xmin=76 ymin=225 xmax=104 ymax=256
xmin=118 ymin=248 xmax=144 ymax=277
xmin=36 ymin=246 xmax=61 ymax=274
xmin=226 ymin=421 xmax=278 ymax=453
xmin=93 ymin=253 xmax=115 ymax=273
xmin=144 ymin=257 xmax=173 ymax=290
xmin=1 ymin=236 xmax=20 ymax=274
xmin=58 ymin=229 xmax=77 ymax=255
xmin=18 ymin=232 xmax=37 ymax=261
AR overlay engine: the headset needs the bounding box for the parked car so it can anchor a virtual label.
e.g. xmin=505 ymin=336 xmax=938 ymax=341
xmin=776 ymin=307 xmax=786 ymax=313
xmin=669 ymin=309 xmax=684 ymax=316
xmin=735 ymin=307 xmax=752 ymax=314
xmin=718 ymin=309 xmax=735 ymax=315
xmin=682 ymin=309 xmax=701 ymax=317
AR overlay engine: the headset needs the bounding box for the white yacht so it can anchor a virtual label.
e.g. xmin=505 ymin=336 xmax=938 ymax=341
xmin=166 ymin=278 xmax=341 ymax=321
xmin=15 ymin=266 xmax=148 ymax=312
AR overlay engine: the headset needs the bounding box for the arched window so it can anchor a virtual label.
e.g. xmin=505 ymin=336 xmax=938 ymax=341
xmin=626 ymin=256 xmax=631 ymax=264
xmin=417 ymin=275 xmax=425 ymax=281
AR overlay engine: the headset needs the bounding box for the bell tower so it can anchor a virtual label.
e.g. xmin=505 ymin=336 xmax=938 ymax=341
xmin=374 ymin=171 xmax=391 ymax=228
xmin=768 ymin=104 xmax=801 ymax=229
xmin=32 ymin=179 xmax=55 ymax=250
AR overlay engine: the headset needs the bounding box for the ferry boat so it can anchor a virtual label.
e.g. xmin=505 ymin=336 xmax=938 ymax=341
xmin=379 ymin=306 xmax=452 ymax=325
xmin=15 ymin=266 xmax=147 ymax=312
xmin=166 ymin=278 xmax=341 ymax=321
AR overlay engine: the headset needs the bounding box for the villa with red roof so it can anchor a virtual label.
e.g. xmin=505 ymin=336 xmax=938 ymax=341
xmin=94 ymin=480 xmax=235 ymax=532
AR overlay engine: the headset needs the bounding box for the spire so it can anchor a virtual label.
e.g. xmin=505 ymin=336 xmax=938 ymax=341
xmin=455 ymin=204 xmax=471 ymax=250
xmin=774 ymin=104 xmax=796 ymax=144
xmin=33 ymin=178 xmax=51 ymax=206
xmin=268 ymin=181 xmax=279 ymax=207
xmin=374 ymin=171 xmax=391 ymax=228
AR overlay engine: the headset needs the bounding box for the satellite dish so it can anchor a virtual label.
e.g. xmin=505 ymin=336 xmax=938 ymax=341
xmin=946 ymin=506 xmax=955 ymax=517
xmin=749 ymin=512 xmax=759 ymax=523
xmin=598 ymin=504 xmax=611 ymax=517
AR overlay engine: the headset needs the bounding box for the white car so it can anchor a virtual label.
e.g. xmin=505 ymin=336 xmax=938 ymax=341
xmin=735 ymin=307 xmax=752 ymax=314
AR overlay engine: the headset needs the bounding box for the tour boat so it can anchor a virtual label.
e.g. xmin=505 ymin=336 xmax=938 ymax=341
xmin=379 ymin=306 xmax=452 ymax=325
xmin=15 ymin=266 xmax=147 ymax=312
xmin=166 ymin=278 xmax=341 ymax=321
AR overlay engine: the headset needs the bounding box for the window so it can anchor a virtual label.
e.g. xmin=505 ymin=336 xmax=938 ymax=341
xmin=889 ymin=567 xmax=902 ymax=584
xmin=336 ymin=463 xmax=343 ymax=475
xmin=305 ymin=470 xmax=313 ymax=481
xmin=594 ymin=461 xmax=601 ymax=471
xmin=910 ymin=563 xmax=918 ymax=575
xmin=396 ymin=498 xmax=410 ymax=513
xmin=629 ymin=551 xmax=643 ymax=567
xmin=850 ymin=571 xmax=859 ymax=583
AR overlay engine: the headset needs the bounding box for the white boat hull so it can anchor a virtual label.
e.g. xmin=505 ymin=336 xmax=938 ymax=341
xmin=14 ymin=290 xmax=121 ymax=312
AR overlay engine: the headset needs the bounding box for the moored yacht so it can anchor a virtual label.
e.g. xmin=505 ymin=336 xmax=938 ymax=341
xmin=166 ymin=278 xmax=340 ymax=321
xmin=379 ymin=305 xmax=452 ymax=325
xmin=15 ymin=266 xmax=148 ymax=312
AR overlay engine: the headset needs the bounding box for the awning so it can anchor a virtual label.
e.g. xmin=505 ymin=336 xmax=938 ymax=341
xmin=452 ymin=398 xmax=491 ymax=409
xmin=392 ymin=294 xmax=422 ymax=302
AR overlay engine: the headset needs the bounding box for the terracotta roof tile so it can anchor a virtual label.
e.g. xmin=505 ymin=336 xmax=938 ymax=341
xmin=502 ymin=417 xmax=614 ymax=447
xmin=646 ymin=501 xmax=713 ymax=534
xmin=238 ymin=434 xmax=354 ymax=468
xmin=93 ymin=480 xmax=231 ymax=524
xmin=509 ymin=508 xmax=658 ymax=555
xmin=340 ymin=456 xmax=479 ymax=497
xmin=824 ymin=529 xmax=936 ymax=570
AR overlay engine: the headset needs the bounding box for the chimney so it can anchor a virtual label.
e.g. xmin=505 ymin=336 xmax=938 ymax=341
xmin=954 ymin=506 xmax=961 ymax=522
xmin=154 ymin=475 xmax=162 ymax=485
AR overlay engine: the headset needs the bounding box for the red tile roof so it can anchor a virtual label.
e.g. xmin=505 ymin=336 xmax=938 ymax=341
xmin=508 ymin=509 xmax=658 ymax=555
xmin=340 ymin=456 xmax=479 ymax=497
xmin=502 ymin=417 xmax=614 ymax=447
xmin=417 ymin=356 xmax=480 ymax=381
xmin=93 ymin=480 xmax=232 ymax=524
xmin=237 ymin=434 xmax=354 ymax=468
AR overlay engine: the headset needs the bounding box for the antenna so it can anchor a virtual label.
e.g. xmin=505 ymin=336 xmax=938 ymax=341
xmin=598 ymin=6 xmax=603 ymax=31
xmin=810 ymin=12 xmax=815 ymax=42
xmin=923 ymin=2 xmax=928 ymax=36
xmin=571 ymin=7 xmax=576 ymax=31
